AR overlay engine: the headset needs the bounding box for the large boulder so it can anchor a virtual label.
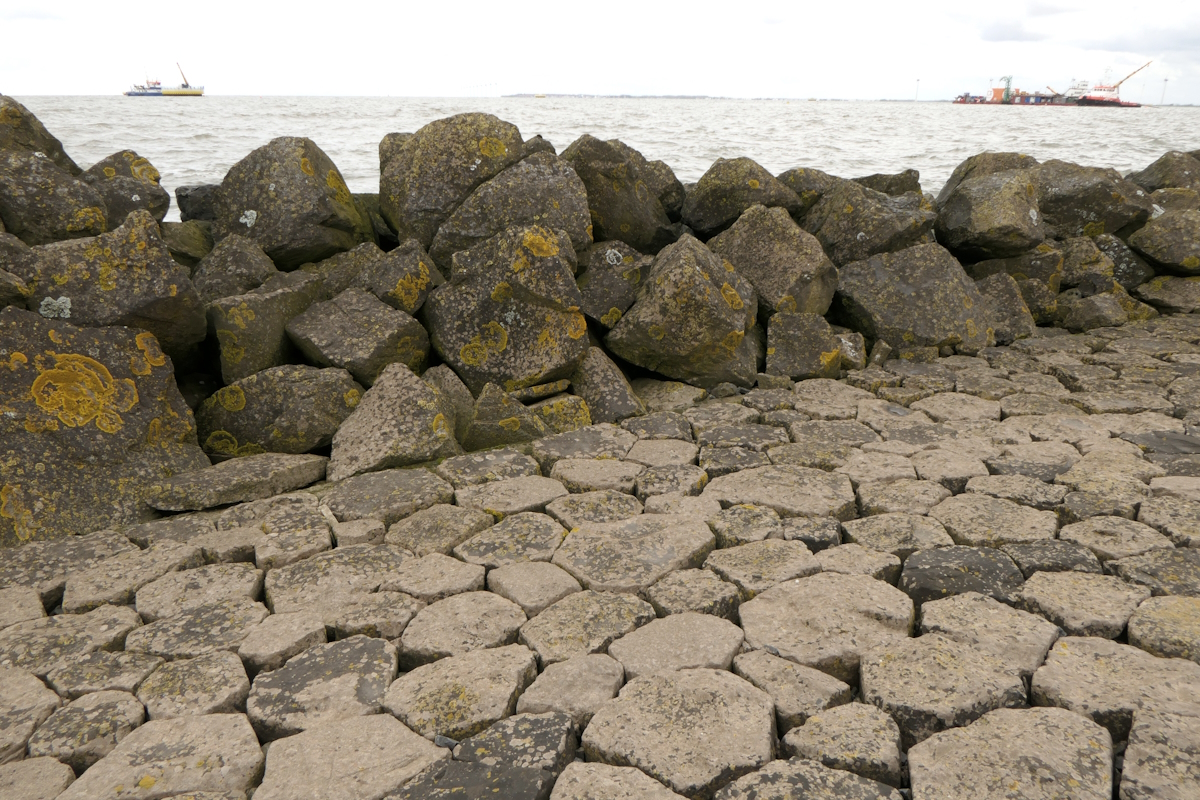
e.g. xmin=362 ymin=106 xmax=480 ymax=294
xmin=80 ymin=151 xmax=171 ymax=228
xmin=934 ymin=169 xmax=1045 ymax=261
xmin=777 ymin=166 xmax=842 ymax=217
xmin=196 ymin=365 xmax=363 ymax=457
xmin=605 ymin=234 xmax=758 ymax=388
xmin=682 ymin=157 xmax=801 ymax=238
xmin=708 ymin=204 xmax=838 ymax=317
xmin=423 ymin=225 xmax=589 ymax=395
xmin=836 ymin=243 xmax=994 ymax=353
xmin=212 ymin=136 xmax=373 ymax=269
xmin=0 ymin=307 xmax=208 ymax=546
xmin=1129 ymin=151 xmax=1200 ymax=192
xmin=0 ymin=95 xmax=81 ymax=175
xmin=380 ymin=113 xmax=526 ymax=248
xmin=935 ymin=152 xmax=1041 ymax=207
xmin=0 ymin=151 xmax=106 ymax=246
xmin=429 ymin=152 xmax=592 ymax=269
xmin=22 ymin=210 xmax=206 ymax=360
xmin=175 ymin=184 xmax=218 ymax=222
xmin=575 ymin=240 xmax=653 ymax=330
xmin=352 ymin=238 xmax=443 ymax=315
xmin=1034 ymin=159 xmax=1154 ymax=239
xmin=207 ymin=272 xmax=322 ymax=384
xmin=560 ymin=135 xmax=679 ymax=253
xmin=191 ymin=234 xmax=279 ymax=303
xmin=803 ymin=180 xmax=936 ymax=267
xmin=1128 ymin=209 xmax=1200 ymax=275
xmin=607 ymin=139 xmax=685 ymax=220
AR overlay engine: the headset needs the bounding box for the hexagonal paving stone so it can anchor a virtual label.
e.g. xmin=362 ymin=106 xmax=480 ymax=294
xmin=435 ymin=448 xmax=541 ymax=489
xmin=782 ymin=702 xmax=903 ymax=787
xmin=816 ymin=544 xmax=902 ymax=584
xmin=518 ymin=590 xmax=655 ymax=667
xmin=516 ymin=653 xmax=625 ymax=727
xmin=920 ymin=591 xmax=1059 ymax=678
xmin=715 ymin=758 xmax=903 ymax=800
xmin=26 ymin=689 xmax=144 ymax=773
xmin=964 ymin=474 xmax=1069 ymax=510
xmin=1109 ymin=548 xmax=1200 ymax=596
xmin=454 ymin=512 xmax=568 ymax=568
xmin=135 ymin=562 xmax=263 ymax=622
xmin=263 ymin=543 xmax=411 ymax=611
xmin=553 ymin=514 xmax=715 ymax=593
xmin=608 ymin=613 xmax=744 ymax=680
xmin=1000 ymin=539 xmax=1103 ymax=579
xmin=911 ymin=449 xmax=989 ymax=493
xmin=732 ymin=650 xmax=853 ymax=734
xmin=1059 ymin=516 xmax=1175 ymax=563
xmin=551 ymin=458 xmax=645 ymax=495
xmin=624 ymin=438 xmax=700 ymax=467
xmin=379 ymin=553 xmax=485 ymax=603
xmin=388 ymin=760 xmax=555 ymax=799
xmin=0 ymin=666 xmax=60 ymax=762
xmin=397 ymin=591 xmax=526 ymax=668
xmin=455 ymin=476 xmax=569 ymax=520
xmin=0 ymin=758 xmax=75 ymax=800
xmin=545 ymin=490 xmax=643 ymax=529
xmin=644 ymin=568 xmax=741 ymax=619
xmin=453 ymin=711 xmax=576 ymax=777
xmin=385 ymin=503 xmax=494 ymax=556
xmin=60 ymin=542 xmax=204 ymax=614
xmin=486 ymin=561 xmax=582 ymax=617
xmin=1137 ymin=495 xmax=1200 ymax=547
xmin=704 ymin=540 xmax=821 ymax=598
xmin=930 ymin=493 xmax=1058 ymax=547
xmin=709 ymin=505 xmax=782 ymax=547
xmin=855 ymin=479 xmax=951 ymax=516
xmin=0 ymin=605 xmax=141 ymax=678
xmin=321 ymin=467 xmax=453 ymax=526
xmin=841 ymin=512 xmax=954 ymax=562
xmin=1128 ymin=596 xmax=1200 ymax=662
xmin=1120 ymin=708 xmax=1200 ymax=800
xmin=550 ymin=762 xmax=687 ymax=799
xmin=236 ymin=610 xmax=327 ymax=676
xmin=899 ymin=546 xmax=1025 ymax=606
xmin=126 ymin=597 xmax=269 ymax=660
xmin=0 ymin=586 xmax=44 ymax=632
xmin=634 ymin=464 xmax=710 ymax=501
xmin=1019 ymin=571 xmax=1151 ymax=638
xmin=45 ymin=650 xmax=162 ymax=700
xmin=136 ymin=650 xmax=249 ymax=720
xmin=703 ymin=465 xmax=857 ymax=520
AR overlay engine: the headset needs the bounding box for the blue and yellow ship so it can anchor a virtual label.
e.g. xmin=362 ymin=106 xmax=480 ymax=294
xmin=125 ymin=64 xmax=204 ymax=97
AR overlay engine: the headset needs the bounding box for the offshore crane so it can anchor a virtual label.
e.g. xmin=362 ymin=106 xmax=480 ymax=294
xmin=998 ymin=76 xmax=1013 ymax=103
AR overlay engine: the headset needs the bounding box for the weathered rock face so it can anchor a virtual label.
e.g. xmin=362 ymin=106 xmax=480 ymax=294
xmin=974 ymin=272 xmax=1036 ymax=345
xmin=836 ymin=243 xmax=994 ymax=353
xmin=0 ymin=95 xmax=81 ymax=175
xmin=936 ymin=152 xmax=1041 ymax=207
xmin=561 ymin=135 xmax=679 ymax=253
xmin=424 ymin=225 xmax=589 ymax=395
xmin=803 ymin=180 xmax=936 ymax=267
xmin=575 ymin=240 xmax=652 ymax=330
xmin=354 ymin=238 xmax=444 ymax=315
xmin=766 ymin=312 xmax=843 ymax=380
xmin=1130 ymin=150 xmax=1200 ymax=193
xmin=0 ymin=307 xmax=207 ymax=546
xmin=934 ymin=169 xmax=1044 ymax=261
xmin=1128 ymin=209 xmax=1200 ymax=274
xmin=23 ymin=210 xmax=206 ymax=359
xmin=159 ymin=219 xmax=213 ymax=268
xmin=380 ymin=113 xmax=526 ymax=248
xmin=196 ymin=365 xmax=362 ymax=457
xmin=1034 ymin=159 xmax=1154 ymax=239
xmin=606 ymin=234 xmax=757 ymax=388
xmin=682 ymin=157 xmax=801 ymax=238
xmin=212 ymin=136 xmax=373 ymax=269
xmin=429 ymin=152 xmax=592 ymax=268
xmin=176 ymin=183 xmax=218 ymax=221
xmin=80 ymin=150 xmax=171 ymax=228
xmin=708 ymin=204 xmax=838 ymax=318
xmin=0 ymin=150 xmax=107 ymax=246
xmin=191 ymin=233 xmax=280 ymax=304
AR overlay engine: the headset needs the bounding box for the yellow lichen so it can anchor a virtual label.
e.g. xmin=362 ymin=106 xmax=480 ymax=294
xmin=216 ymin=385 xmax=247 ymax=412
xmin=748 ymin=178 xmax=760 ymax=189
xmin=391 ymin=261 xmax=431 ymax=310
xmin=300 ymin=157 xmax=314 ymax=176
xmin=819 ymin=349 xmax=840 ymax=368
xmin=31 ymin=353 xmax=138 ymax=433
xmin=344 ymin=388 xmax=361 ymax=408
xmin=648 ymin=324 xmax=666 ymax=341
xmin=432 ymin=413 xmax=449 ymax=436
xmin=722 ymin=330 xmax=745 ymax=350
xmin=103 ymin=167 xmax=117 ymax=178
xmin=216 ymin=330 xmax=245 ymax=365
xmin=600 ymin=307 xmax=623 ymax=327
xmin=522 ymin=228 xmax=558 ymax=258
xmin=2 ymin=352 xmax=28 ymax=371
xmin=566 ymin=313 xmax=588 ymax=339
xmin=478 ymin=137 xmax=507 ymax=158
xmin=1082 ymin=221 xmax=1105 ymax=237
xmin=0 ymin=484 xmax=36 ymax=542
xmin=326 ymin=170 xmax=352 ymax=205
xmin=491 ymin=282 xmax=513 ymax=303
xmin=497 ymin=417 xmax=521 ymax=431
xmin=225 ymin=303 xmax=256 ymax=330
xmin=135 ymin=332 xmax=166 ymax=366
xmin=720 ymin=283 xmax=744 ymax=310
xmin=1183 ymin=256 xmax=1200 ymax=269
xmin=459 ymin=321 xmax=509 ymax=367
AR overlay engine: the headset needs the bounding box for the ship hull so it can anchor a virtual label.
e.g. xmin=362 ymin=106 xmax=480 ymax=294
xmin=1075 ymin=96 xmax=1140 ymax=107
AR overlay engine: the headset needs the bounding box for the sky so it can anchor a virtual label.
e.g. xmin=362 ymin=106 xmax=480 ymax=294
xmin=1 ymin=0 xmax=1197 ymax=104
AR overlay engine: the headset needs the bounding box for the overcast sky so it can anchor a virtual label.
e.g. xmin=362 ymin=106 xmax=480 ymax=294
xmin=1 ymin=0 xmax=1197 ymax=104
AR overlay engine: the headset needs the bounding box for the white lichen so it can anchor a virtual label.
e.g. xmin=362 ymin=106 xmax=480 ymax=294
xmin=39 ymin=296 xmax=72 ymax=319
xmin=605 ymin=249 xmax=623 ymax=266
xmin=240 ymin=210 xmax=258 ymax=228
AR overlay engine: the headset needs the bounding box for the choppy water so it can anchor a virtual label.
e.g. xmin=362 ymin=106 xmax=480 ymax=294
xmin=15 ymin=96 xmax=1200 ymax=221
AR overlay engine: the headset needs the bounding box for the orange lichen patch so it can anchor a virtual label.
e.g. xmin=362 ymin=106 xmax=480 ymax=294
xmin=0 ymin=484 xmax=37 ymax=543
xmin=766 ymin=347 xmax=777 ymax=356
xmin=723 ymin=260 xmax=736 ymax=273
xmin=1183 ymin=256 xmax=1200 ymax=270
xmin=391 ymin=262 xmax=431 ymax=310
xmin=1082 ymin=221 xmax=1105 ymax=237
xmin=225 ymin=303 xmax=256 ymax=330
xmin=478 ymin=137 xmax=507 ymax=159
xmin=566 ymin=313 xmax=588 ymax=340
xmin=204 ymin=430 xmax=263 ymax=457
xmin=300 ymin=157 xmax=315 ymax=176
xmin=103 ymin=167 xmax=117 ymax=179
xmin=31 ymin=353 xmax=138 ymax=433
xmin=748 ymin=179 xmax=760 ymax=190
xmin=24 ymin=416 xmax=59 ymax=433
xmin=68 ymin=206 xmax=105 ymax=234
xmin=965 ymin=319 xmax=978 ymax=338
xmin=125 ymin=154 xmax=160 ymax=184
xmin=497 ymin=417 xmax=521 ymax=432
xmin=586 ymin=225 xmax=594 ymax=240
xmin=600 ymin=307 xmax=623 ymax=327
xmin=522 ymin=229 xmax=559 ymax=258
xmin=648 ymin=324 xmax=666 ymax=341
xmin=777 ymin=295 xmax=798 ymax=313
xmin=326 ymin=170 xmax=352 ymax=205
xmin=216 ymin=330 xmax=245 ymax=364
xmin=491 ymin=282 xmax=513 ymax=303
xmin=432 ymin=413 xmax=449 ymax=437
xmin=722 ymin=330 xmax=745 ymax=351
xmin=459 ymin=321 xmax=509 ymax=367
xmin=135 ymin=332 xmax=166 ymax=366
xmin=819 ymin=349 xmax=841 ymax=369
xmin=2 ymin=352 xmax=28 ymax=371
xmin=215 ymin=385 xmax=247 ymax=412
xmin=622 ymin=267 xmax=642 ymax=286
xmin=344 ymin=388 xmax=361 ymax=408
xmin=843 ymin=204 xmax=855 ymax=214
xmin=720 ymin=283 xmax=744 ymax=310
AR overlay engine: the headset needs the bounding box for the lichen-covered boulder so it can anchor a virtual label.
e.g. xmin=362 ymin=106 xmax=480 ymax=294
xmin=1130 ymin=150 xmax=1200 ymax=193
xmin=1128 ymin=209 xmax=1200 ymax=275
xmin=974 ymin=272 xmax=1035 ymax=345
xmin=934 ymin=169 xmax=1045 ymax=261
xmin=570 ymin=346 xmax=646 ymax=424
xmin=804 ymin=180 xmax=936 ymax=267
xmin=23 ymin=210 xmax=205 ymax=359
xmin=80 ymin=150 xmax=170 ymax=228
xmin=575 ymin=240 xmax=652 ymax=330
xmin=208 ymin=272 xmax=322 ymax=383
xmin=159 ymin=220 xmax=213 ymax=268
xmin=606 ymin=234 xmax=758 ymax=388
xmin=777 ymin=166 xmax=842 ymax=216
xmin=0 ymin=150 xmax=106 ymax=246
xmin=766 ymin=312 xmax=843 ymax=380
xmin=462 ymin=383 xmax=548 ymax=451
xmin=561 ymin=135 xmax=679 ymax=253
xmin=429 ymin=152 xmax=592 ymax=268
xmin=212 ymin=136 xmax=373 ymax=269
xmin=191 ymin=233 xmax=279 ymax=304
xmin=682 ymin=157 xmax=801 ymax=238
xmin=935 ymin=152 xmax=1041 ymax=207
xmin=381 ymin=113 xmax=526 ymax=248
xmin=1094 ymin=233 xmax=1155 ymax=290
xmin=196 ymin=365 xmax=363 ymax=457
xmin=0 ymin=95 xmax=81 ymax=175
xmin=0 ymin=307 xmax=208 ymax=546
xmin=1034 ymin=159 xmax=1154 ymax=239
xmin=424 ymin=225 xmax=589 ymax=395
xmin=708 ymin=204 xmax=838 ymax=317
xmin=353 ymin=237 xmax=443 ymax=314
xmin=836 ymin=243 xmax=994 ymax=353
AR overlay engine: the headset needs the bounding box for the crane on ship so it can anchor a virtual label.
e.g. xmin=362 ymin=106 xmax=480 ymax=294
xmin=1113 ymin=61 xmax=1153 ymax=91
xmin=998 ymin=76 xmax=1013 ymax=103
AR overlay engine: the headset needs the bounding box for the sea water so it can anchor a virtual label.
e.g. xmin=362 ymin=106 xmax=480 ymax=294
xmin=16 ymin=95 xmax=1200 ymax=221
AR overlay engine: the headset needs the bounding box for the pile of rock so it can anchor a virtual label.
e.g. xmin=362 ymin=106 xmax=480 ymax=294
xmin=2 ymin=94 xmax=1200 ymax=799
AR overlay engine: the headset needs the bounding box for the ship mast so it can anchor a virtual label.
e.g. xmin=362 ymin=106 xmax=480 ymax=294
xmin=177 ymin=63 xmax=191 ymax=89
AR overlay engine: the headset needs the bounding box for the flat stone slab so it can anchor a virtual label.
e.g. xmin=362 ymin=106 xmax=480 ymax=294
xmin=380 ymin=553 xmax=484 ymax=603
xmin=546 ymin=490 xmax=644 ymax=529
xmin=516 ymin=653 xmax=624 ymax=727
xmin=125 ymin=597 xmax=269 ymax=660
xmin=911 ymin=449 xmax=990 ymax=493
xmin=1060 ymin=516 xmax=1174 ymax=563
xmin=321 ymin=467 xmax=454 ymax=526
xmin=855 ymin=479 xmax=951 ymax=517
xmin=781 ymin=420 xmax=880 ymax=469
xmin=454 ymin=512 xmax=568 ymax=569
xmin=532 ymin=423 xmax=637 ymax=471
xmin=264 ymin=543 xmax=411 ymax=611
xmin=964 ymin=473 xmax=1069 ymax=510
xmin=644 ymin=568 xmax=741 ymax=619
xmin=434 ymin=448 xmax=541 ymax=489
xmin=398 ymin=591 xmax=526 ymax=667
xmin=455 ymin=476 xmax=569 ymax=520
xmin=860 ymin=633 xmax=1027 ymax=748
xmin=253 ymin=713 xmax=448 ymax=800
xmin=135 ymin=562 xmax=263 ymax=622
xmin=0 ymin=586 xmax=44 ymax=632
xmin=453 ymin=711 xmax=576 ymax=777
xmin=246 ymin=635 xmax=398 ymax=740
xmin=385 ymin=503 xmax=494 ymax=556
xmin=792 ymin=379 xmax=874 ymax=419
xmin=519 ymin=590 xmax=655 ymax=667
xmin=907 ymin=707 xmax=1112 ymax=800
xmin=551 ymin=761 xmax=687 ymax=799
xmin=551 ymin=458 xmax=645 ymax=495
xmin=816 ymin=544 xmax=902 ymax=583
xmin=61 ymin=541 xmax=204 ymax=613
xmin=782 ymin=703 xmax=903 ymax=787
xmin=921 ymin=591 xmax=1060 ymax=677
xmin=56 ymin=713 xmax=264 ymax=800
xmin=148 ymin=453 xmax=328 ymax=510
xmin=899 ymin=545 xmax=1025 ymax=606
xmin=703 ymin=540 xmax=821 ymax=598
xmin=1138 ymin=495 xmax=1200 ymax=547
xmin=0 ymin=758 xmax=75 ymax=800
xmin=487 ymin=561 xmax=582 ymax=617
xmin=709 ymin=505 xmax=783 ymax=548
xmin=703 ymin=465 xmax=856 ymax=520
xmin=26 ymin=689 xmax=144 ymax=773
xmin=1121 ymin=708 xmax=1200 ymax=800
xmin=1019 ymin=571 xmax=1151 ymax=638
xmin=929 ymin=493 xmax=1058 ymax=547
xmin=382 ymin=643 xmax=538 ymax=740
xmin=582 ymin=668 xmax=775 ymax=799
xmin=136 ymin=650 xmax=249 ymax=720
xmin=1128 ymin=596 xmax=1200 ymax=662
xmin=714 ymin=758 xmax=902 ymax=800
xmin=0 ymin=529 xmax=136 ymax=607
xmin=732 ymin=650 xmax=853 ymax=733
xmin=0 ymin=604 xmax=142 ymax=678
xmin=635 ymin=464 xmax=710 ymax=500
xmin=1001 ymin=539 xmax=1104 ymax=578
xmin=738 ymin=572 xmax=914 ymax=684
xmin=1109 ymin=548 xmax=1200 ymax=596
xmin=1032 ymin=636 xmax=1200 ymax=741
xmin=0 ymin=665 xmax=60 ymax=763
xmin=625 ymin=438 xmax=700 ymax=467
xmin=236 ymin=610 xmax=327 ymax=676
xmin=387 ymin=759 xmax=555 ymax=799
xmin=608 ymin=612 xmax=744 ymax=679
xmin=45 ymin=650 xmax=163 ymax=699
xmin=553 ymin=514 xmax=715 ymax=593
xmin=841 ymin=513 xmax=953 ymax=562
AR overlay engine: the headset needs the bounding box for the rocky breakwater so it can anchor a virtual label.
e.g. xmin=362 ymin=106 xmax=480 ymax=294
xmin=2 ymin=92 xmax=1200 ymax=798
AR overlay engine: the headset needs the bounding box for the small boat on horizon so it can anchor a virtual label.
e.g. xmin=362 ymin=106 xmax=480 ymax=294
xmin=125 ymin=64 xmax=204 ymax=97
xmin=954 ymin=61 xmax=1151 ymax=107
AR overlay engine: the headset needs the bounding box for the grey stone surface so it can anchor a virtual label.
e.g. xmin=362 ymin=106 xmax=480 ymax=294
xmin=550 ymin=761 xmax=687 ymax=799
xmin=453 ymin=711 xmax=576 ymax=777
xmin=487 ymin=561 xmax=582 ymax=617
xmin=398 ymin=591 xmax=526 ymax=667
xmin=608 ymin=612 xmax=744 ymax=679
xmin=134 ymin=562 xmax=263 ymax=622
xmin=1138 ymin=495 xmax=1200 ymax=547
xmin=921 ymin=591 xmax=1060 ymax=677
xmin=125 ymin=597 xmax=269 ymax=660
xmin=381 ymin=553 xmax=485 ymax=603
xmin=842 ymin=512 xmax=954 ymax=562
xmin=0 ymin=605 xmax=142 ymax=678
xmin=236 ymin=610 xmax=327 ymax=675
xmin=0 ymin=586 xmax=43 ymax=631
xmin=1128 ymin=596 xmax=1200 ymax=662
xmin=644 ymin=568 xmax=741 ymax=619
xmin=322 ymin=467 xmax=453 ymax=528
xmin=0 ymin=666 xmax=60 ymax=763
xmin=930 ymin=493 xmax=1058 ymax=547
xmin=45 ymin=650 xmax=163 ymax=699
xmin=855 ymin=479 xmax=951 ymax=516
xmin=714 ymin=757 xmax=903 ymax=800
xmin=815 ymin=543 xmax=902 ymax=583
xmin=435 ymin=448 xmax=542 ymax=489
xmin=582 ymin=668 xmax=775 ymax=799
xmin=899 ymin=545 xmax=1025 ymax=606
xmin=965 ymin=473 xmax=1070 ymax=510
xmin=136 ymin=650 xmax=249 ymax=720
xmin=385 ymin=503 xmax=494 ymax=556
xmin=907 ymin=707 xmax=1113 ymax=800
xmin=518 ymin=590 xmax=655 ymax=667
xmin=703 ymin=539 xmax=821 ymax=598
xmin=516 ymin=653 xmax=624 ymax=727
xmin=386 ymin=759 xmax=556 ymax=799
xmin=1108 ymin=548 xmax=1200 ymax=596
xmin=703 ymin=465 xmax=857 ymax=520
xmin=1001 ymin=539 xmax=1104 ymax=578
xmin=1060 ymin=516 xmax=1174 ymax=563
xmin=0 ymin=757 xmax=76 ymax=800
xmin=26 ymin=689 xmax=144 ymax=773
xmin=546 ymin=490 xmax=644 ymax=529
xmin=0 ymin=529 xmax=136 ymax=607
xmin=455 ymin=476 xmax=570 ymax=520
xmin=454 ymin=512 xmax=568 ymax=568
xmin=1120 ymin=708 xmax=1200 ymax=800
xmin=1019 ymin=571 xmax=1151 ymax=638
xmin=61 ymin=541 xmax=204 ymax=613
xmin=782 ymin=702 xmax=903 ymax=787
xmin=732 ymin=649 xmax=853 ymax=733
xmin=553 ymin=514 xmax=715 ymax=593
xmin=264 ymin=543 xmax=411 ymax=611
xmin=551 ymin=458 xmax=645 ymax=495
xmin=147 ymin=453 xmax=327 ymax=511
